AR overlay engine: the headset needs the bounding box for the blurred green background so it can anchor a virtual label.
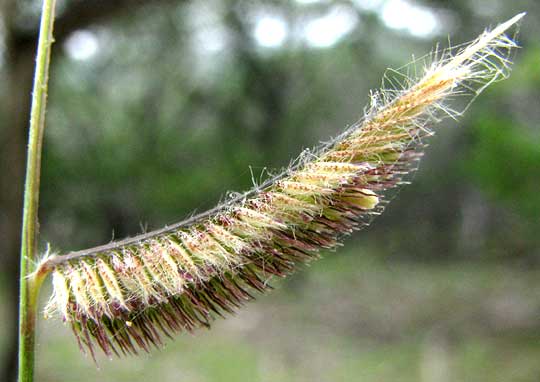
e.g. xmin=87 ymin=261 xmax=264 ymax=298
xmin=1 ymin=0 xmax=539 ymax=381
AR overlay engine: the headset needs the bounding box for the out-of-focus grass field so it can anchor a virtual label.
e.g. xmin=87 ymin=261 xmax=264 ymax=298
xmin=11 ymin=247 xmax=538 ymax=382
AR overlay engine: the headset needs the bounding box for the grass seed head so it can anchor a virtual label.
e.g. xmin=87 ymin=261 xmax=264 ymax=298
xmin=43 ymin=14 xmax=524 ymax=357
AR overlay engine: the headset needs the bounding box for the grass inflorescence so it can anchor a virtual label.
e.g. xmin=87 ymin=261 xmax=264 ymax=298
xmin=42 ymin=14 xmax=523 ymax=358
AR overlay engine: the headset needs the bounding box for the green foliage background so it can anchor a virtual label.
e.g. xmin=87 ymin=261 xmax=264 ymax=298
xmin=1 ymin=0 xmax=539 ymax=381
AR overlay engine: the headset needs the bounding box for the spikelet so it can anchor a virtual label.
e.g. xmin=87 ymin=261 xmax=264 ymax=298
xmin=43 ymin=14 xmax=524 ymax=358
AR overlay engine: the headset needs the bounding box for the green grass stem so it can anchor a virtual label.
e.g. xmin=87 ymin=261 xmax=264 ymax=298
xmin=18 ymin=0 xmax=57 ymax=381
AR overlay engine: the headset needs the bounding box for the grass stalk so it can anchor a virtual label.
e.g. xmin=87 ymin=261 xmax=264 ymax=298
xmin=18 ymin=0 xmax=57 ymax=381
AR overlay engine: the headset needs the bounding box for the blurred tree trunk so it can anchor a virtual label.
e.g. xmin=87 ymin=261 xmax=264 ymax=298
xmin=0 ymin=3 xmax=36 ymax=381
xmin=223 ymin=4 xmax=289 ymax=155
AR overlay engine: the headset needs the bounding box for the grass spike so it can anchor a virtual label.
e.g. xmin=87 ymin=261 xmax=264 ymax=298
xmin=41 ymin=14 xmax=524 ymax=356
